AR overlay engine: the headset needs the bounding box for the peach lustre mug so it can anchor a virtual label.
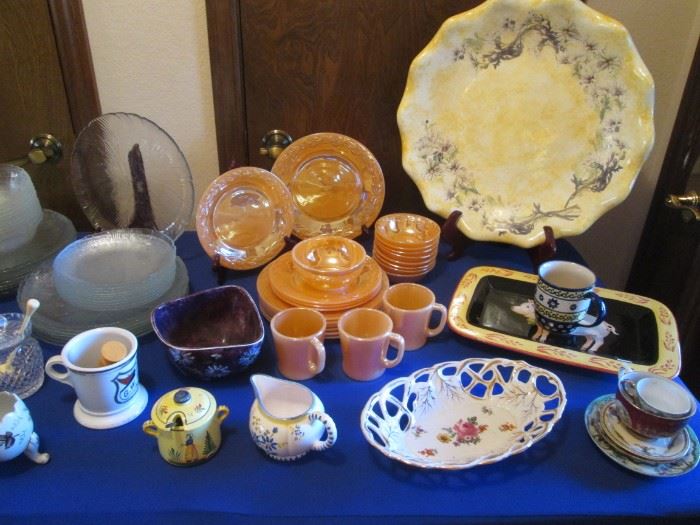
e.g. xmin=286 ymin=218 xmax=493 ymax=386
xmin=338 ymin=308 xmax=405 ymax=381
xmin=382 ymin=283 xmax=447 ymax=350
xmin=271 ymin=308 xmax=326 ymax=381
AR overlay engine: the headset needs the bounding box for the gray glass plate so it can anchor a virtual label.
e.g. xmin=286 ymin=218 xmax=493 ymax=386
xmin=0 ymin=210 xmax=76 ymax=296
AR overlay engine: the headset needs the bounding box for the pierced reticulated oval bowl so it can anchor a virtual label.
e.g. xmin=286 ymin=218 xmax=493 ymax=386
xmin=360 ymin=357 xmax=566 ymax=469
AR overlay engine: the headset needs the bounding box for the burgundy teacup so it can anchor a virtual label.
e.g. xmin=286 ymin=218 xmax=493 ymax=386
xmin=615 ymin=368 xmax=696 ymax=438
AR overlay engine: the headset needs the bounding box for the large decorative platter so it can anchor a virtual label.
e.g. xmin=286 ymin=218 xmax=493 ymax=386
xmin=397 ymin=0 xmax=654 ymax=248
xmin=71 ymin=112 xmax=195 ymax=241
xmin=271 ymin=133 xmax=385 ymax=239
xmin=361 ymin=357 xmax=566 ymax=469
xmin=448 ymin=266 xmax=680 ymax=378
xmin=196 ymin=167 xmax=295 ymax=270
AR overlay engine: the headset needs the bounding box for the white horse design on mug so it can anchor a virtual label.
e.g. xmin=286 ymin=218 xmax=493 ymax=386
xmin=511 ymin=300 xmax=618 ymax=353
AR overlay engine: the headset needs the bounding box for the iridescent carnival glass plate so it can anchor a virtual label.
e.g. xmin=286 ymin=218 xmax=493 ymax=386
xmin=398 ymin=0 xmax=654 ymax=247
xmin=71 ymin=112 xmax=195 ymax=241
xmin=361 ymin=357 xmax=566 ymax=469
xmin=196 ymin=167 xmax=295 ymax=270
xmin=271 ymin=133 xmax=385 ymax=239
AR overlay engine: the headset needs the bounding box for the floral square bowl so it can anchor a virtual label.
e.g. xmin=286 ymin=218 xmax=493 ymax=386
xmin=151 ymin=285 xmax=264 ymax=380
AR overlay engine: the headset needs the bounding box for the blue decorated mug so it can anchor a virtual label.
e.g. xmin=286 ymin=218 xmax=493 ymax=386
xmin=534 ymin=261 xmax=606 ymax=334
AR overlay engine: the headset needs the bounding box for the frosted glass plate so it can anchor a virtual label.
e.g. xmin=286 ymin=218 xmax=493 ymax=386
xmin=398 ymin=0 xmax=654 ymax=247
xmin=0 ymin=211 xmax=76 ymax=296
xmin=70 ymin=112 xmax=194 ymax=240
xmin=361 ymin=357 xmax=566 ymax=469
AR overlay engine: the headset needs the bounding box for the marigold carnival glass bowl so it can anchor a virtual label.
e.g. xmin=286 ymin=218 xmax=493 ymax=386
xmin=292 ymin=235 xmax=367 ymax=291
xmin=151 ymin=285 xmax=264 ymax=380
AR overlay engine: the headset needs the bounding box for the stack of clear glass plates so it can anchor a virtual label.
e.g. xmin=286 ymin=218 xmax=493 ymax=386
xmin=0 ymin=211 xmax=76 ymax=297
xmin=52 ymin=229 xmax=176 ymax=311
xmin=18 ymin=256 xmax=189 ymax=345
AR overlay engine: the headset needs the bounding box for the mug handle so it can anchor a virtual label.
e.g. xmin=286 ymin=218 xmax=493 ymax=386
xmin=44 ymin=355 xmax=72 ymax=386
xmin=307 ymin=337 xmax=326 ymax=375
xmin=309 ymin=411 xmax=337 ymax=452
xmin=426 ymin=303 xmax=448 ymax=337
xmin=381 ymin=333 xmax=405 ymax=369
xmin=577 ymin=292 xmax=607 ymax=328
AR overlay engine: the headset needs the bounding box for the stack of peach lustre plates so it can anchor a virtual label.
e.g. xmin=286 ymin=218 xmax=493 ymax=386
xmin=372 ymin=213 xmax=440 ymax=283
xmin=256 ymin=237 xmax=388 ymax=339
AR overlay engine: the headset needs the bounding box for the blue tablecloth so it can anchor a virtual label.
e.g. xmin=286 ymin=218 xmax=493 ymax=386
xmin=3 ymin=232 xmax=699 ymax=524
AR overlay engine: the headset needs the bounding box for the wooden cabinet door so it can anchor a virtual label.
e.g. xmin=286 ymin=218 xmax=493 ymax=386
xmin=0 ymin=0 xmax=99 ymax=231
xmin=209 ymin=0 xmax=482 ymax=215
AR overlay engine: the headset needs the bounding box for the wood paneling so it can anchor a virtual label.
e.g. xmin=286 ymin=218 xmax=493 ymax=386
xmin=208 ymin=0 xmax=482 ymax=215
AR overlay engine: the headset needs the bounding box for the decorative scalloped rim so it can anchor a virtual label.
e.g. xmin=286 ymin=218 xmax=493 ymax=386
xmin=195 ymin=167 xmax=295 ymax=270
xmin=271 ymin=132 xmax=385 ymax=239
xmin=448 ymin=266 xmax=681 ymax=378
xmin=397 ymin=0 xmax=654 ymax=247
xmin=360 ymin=357 xmax=566 ymax=469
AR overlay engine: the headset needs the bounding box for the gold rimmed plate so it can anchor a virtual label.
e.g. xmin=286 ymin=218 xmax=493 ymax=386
xmin=398 ymin=0 xmax=654 ymax=248
xmin=196 ymin=167 xmax=295 ymax=270
xmin=271 ymin=132 xmax=385 ymax=239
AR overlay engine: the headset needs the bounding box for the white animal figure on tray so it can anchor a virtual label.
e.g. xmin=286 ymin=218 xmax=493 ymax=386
xmin=511 ymin=300 xmax=618 ymax=353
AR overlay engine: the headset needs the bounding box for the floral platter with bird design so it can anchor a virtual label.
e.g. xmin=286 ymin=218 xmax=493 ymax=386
xmin=397 ymin=0 xmax=654 ymax=247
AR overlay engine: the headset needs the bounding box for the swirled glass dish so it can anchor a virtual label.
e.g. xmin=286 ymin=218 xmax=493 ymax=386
xmin=70 ymin=112 xmax=194 ymax=241
xmin=397 ymin=0 xmax=654 ymax=247
xmin=361 ymin=357 xmax=566 ymax=469
xmin=271 ymin=133 xmax=385 ymax=239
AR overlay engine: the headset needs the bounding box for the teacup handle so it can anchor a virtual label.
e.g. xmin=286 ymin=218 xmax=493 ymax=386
xmin=381 ymin=333 xmax=405 ymax=369
xmin=577 ymin=292 xmax=607 ymax=328
xmin=426 ymin=303 xmax=448 ymax=337
xmin=307 ymin=337 xmax=326 ymax=375
xmin=44 ymin=355 xmax=72 ymax=387
xmin=309 ymin=411 xmax=337 ymax=452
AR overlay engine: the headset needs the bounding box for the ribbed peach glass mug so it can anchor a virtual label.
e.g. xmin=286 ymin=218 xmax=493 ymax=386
xmin=338 ymin=308 xmax=405 ymax=381
xmin=382 ymin=283 xmax=447 ymax=350
xmin=270 ymin=308 xmax=326 ymax=380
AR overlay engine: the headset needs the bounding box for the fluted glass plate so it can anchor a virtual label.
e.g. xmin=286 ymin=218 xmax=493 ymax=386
xmin=0 ymin=211 xmax=76 ymax=296
xmin=271 ymin=133 xmax=385 ymax=239
xmin=398 ymin=0 xmax=654 ymax=247
xmin=52 ymin=229 xmax=176 ymax=311
xmin=17 ymin=257 xmax=189 ymax=345
xmin=70 ymin=112 xmax=194 ymax=240
xmin=196 ymin=167 xmax=295 ymax=270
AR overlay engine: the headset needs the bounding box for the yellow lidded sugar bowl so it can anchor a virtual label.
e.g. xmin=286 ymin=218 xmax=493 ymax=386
xmin=142 ymin=387 xmax=229 ymax=466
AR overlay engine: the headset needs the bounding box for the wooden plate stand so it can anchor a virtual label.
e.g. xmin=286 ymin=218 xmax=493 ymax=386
xmin=440 ymin=210 xmax=557 ymax=272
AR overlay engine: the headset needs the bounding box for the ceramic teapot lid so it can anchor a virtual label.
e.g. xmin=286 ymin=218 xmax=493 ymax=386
xmin=150 ymin=387 xmax=215 ymax=431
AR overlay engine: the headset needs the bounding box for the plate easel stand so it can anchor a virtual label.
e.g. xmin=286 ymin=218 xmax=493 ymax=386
xmin=440 ymin=210 xmax=557 ymax=271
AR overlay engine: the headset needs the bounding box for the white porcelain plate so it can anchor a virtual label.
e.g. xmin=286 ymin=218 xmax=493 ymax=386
xmin=398 ymin=0 xmax=654 ymax=247
xmin=361 ymin=357 xmax=566 ymax=469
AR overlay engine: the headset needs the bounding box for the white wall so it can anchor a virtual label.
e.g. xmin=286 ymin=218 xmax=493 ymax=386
xmin=574 ymin=1 xmax=700 ymax=288
xmin=82 ymin=0 xmax=220 ymax=211
xmin=82 ymin=0 xmax=700 ymax=290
